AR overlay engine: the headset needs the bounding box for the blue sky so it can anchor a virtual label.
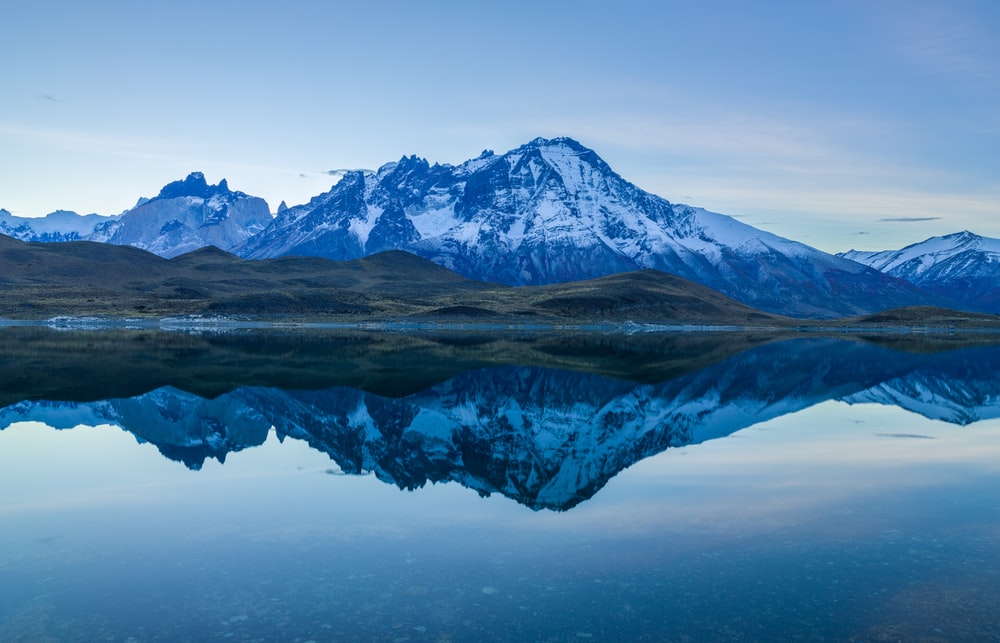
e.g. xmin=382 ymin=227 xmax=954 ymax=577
xmin=2 ymin=0 xmax=997 ymax=253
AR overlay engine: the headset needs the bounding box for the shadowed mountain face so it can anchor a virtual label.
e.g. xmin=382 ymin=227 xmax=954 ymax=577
xmin=3 ymin=329 xmax=999 ymax=510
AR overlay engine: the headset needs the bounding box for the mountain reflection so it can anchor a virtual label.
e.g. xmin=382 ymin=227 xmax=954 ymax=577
xmin=2 ymin=328 xmax=999 ymax=510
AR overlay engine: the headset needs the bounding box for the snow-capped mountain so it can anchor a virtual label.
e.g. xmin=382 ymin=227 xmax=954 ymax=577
xmin=90 ymin=172 xmax=272 ymax=258
xmin=839 ymin=231 xmax=1000 ymax=313
xmin=0 ymin=208 xmax=116 ymax=242
xmin=1 ymin=139 xmax=956 ymax=317
xmin=239 ymin=137 xmax=931 ymax=317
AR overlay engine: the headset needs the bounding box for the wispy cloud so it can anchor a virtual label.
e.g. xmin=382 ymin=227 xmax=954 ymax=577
xmin=522 ymin=105 xmax=955 ymax=196
xmin=491 ymin=101 xmax=999 ymax=241
xmin=889 ymin=3 xmax=999 ymax=81
xmin=0 ymin=124 xmax=178 ymax=162
xmin=326 ymin=168 xmax=371 ymax=177
xmin=0 ymin=124 xmax=336 ymax=182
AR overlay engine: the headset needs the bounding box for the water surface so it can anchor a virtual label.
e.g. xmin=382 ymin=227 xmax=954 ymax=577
xmin=1 ymin=329 xmax=999 ymax=641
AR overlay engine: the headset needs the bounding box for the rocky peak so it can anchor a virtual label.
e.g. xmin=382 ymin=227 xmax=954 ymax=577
xmin=156 ymin=172 xmax=212 ymax=200
xmin=152 ymin=172 xmax=246 ymax=204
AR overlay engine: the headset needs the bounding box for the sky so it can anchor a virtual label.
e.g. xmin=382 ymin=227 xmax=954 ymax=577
xmin=2 ymin=0 xmax=998 ymax=253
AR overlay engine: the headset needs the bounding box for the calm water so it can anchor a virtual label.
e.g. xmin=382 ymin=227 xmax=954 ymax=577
xmin=1 ymin=328 xmax=999 ymax=641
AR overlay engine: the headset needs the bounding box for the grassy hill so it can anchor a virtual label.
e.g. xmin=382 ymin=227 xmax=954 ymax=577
xmin=4 ymin=235 xmax=1000 ymax=329
xmin=0 ymin=235 xmax=788 ymax=324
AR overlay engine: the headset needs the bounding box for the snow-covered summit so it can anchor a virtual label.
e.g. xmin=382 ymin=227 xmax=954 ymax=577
xmin=839 ymin=231 xmax=1000 ymax=312
xmin=841 ymin=231 xmax=1000 ymax=276
xmin=239 ymin=136 xmax=930 ymax=317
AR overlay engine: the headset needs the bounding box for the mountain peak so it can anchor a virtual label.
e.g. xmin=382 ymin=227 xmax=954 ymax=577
xmin=839 ymin=230 xmax=1000 ymax=312
xmin=945 ymin=230 xmax=981 ymax=244
xmin=522 ymin=136 xmax=587 ymax=152
xmin=156 ymin=172 xmax=213 ymax=200
xmin=392 ymin=154 xmax=431 ymax=173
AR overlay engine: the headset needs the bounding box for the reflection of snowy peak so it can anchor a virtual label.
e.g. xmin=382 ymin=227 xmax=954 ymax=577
xmin=839 ymin=231 xmax=1000 ymax=312
xmin=0 ymin=398 xmax=118 ymax=429
xmin=110 ymin=386 xmax=272 ymax=467
xmin=4 ymin=340 xmax=1000 ymax=510
xmin=0 ymin=387 xmax=270 ymax=468
xmin=840 ymin=346 xmax=1000 ymax=424
xmin=239 ymin=137 xmax=926 ymax=317
xmin=90 ymin=172 xmax=272 ymax=258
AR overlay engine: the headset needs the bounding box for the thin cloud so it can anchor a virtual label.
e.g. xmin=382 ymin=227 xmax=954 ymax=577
xmin=0 ymin=124 xmax=178 ymax=161
xmin=326 ymin=168 xmax=371 ymax=177
xmin=878 ymin=217 xmax=942 ymax=222
xmin=891 ymin=4 xmax=999 ymax=81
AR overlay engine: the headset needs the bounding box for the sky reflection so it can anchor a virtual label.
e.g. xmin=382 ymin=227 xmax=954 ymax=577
xmin=3 ymin=394 xmax=1000 ymax=641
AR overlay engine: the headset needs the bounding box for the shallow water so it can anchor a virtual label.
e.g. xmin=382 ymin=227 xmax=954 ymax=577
xmin=1 ymin=330 xmax=999 ymax=641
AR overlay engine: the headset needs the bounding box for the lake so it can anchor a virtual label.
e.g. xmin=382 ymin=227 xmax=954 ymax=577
xmin=1 ymin=327 xmax=999 ymax=641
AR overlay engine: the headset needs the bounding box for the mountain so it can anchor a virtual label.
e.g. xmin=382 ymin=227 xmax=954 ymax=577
xmin=839 ymin=231 xmax=1000 ymax=313
xmin=0 ymin=208 xmax=116 ymax=242
xmin=1 ymin=139 xmax=966 ymax=318
xmin=89 ymin=172 xmax=272 ymax=257
xmin=237 ymin=137 xmax=936 ymax=318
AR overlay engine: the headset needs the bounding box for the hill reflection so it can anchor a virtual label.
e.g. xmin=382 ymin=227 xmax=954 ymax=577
xmin=2 ymin=328 xmax=999 ymax=510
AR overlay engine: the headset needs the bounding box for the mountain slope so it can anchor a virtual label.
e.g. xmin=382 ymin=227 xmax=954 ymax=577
xmin=239 ymin=137 xmax=935 ymax=318
xmin=0 ymin=234 xmax=786 ymax=324
xmin=0 ymin=234 xmax=174 ymax=285
xmin=840 ymin=231 xmax=1000 ymax=312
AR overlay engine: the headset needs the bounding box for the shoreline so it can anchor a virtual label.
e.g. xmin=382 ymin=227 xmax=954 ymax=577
xmin=4 ymin=314 xmax=1000 ymax=335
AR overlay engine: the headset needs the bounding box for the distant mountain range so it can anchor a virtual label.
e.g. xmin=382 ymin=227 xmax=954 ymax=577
xmin=840 ymin=231 xmax=1000 ymax=313
xmin=2 ymin=137 xmax=997 ymax=318
xmin=0 ymin=208 xmax=115 ymax=242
